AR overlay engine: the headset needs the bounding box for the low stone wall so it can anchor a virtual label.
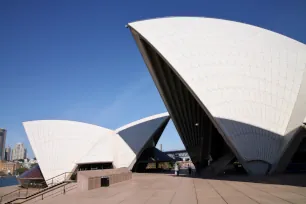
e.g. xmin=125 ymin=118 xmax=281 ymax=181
xmin=108 ymin=171 xmax=132 ymax=185
xmin=77 ymin=168 xmax=132 ymax=191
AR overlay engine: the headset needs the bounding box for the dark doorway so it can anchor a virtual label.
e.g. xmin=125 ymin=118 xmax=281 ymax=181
xmin=286 ymin=137 xmax=306 ymax=173
xmin=78 ymin=162 xmax=113 ymax=171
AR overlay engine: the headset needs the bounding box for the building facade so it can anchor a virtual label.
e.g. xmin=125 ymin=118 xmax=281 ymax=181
xmin=0 ymin=129 xmax=6 ymax=161
xmin=128 ymin=17 xmax=306 ymax=175
xmin=5 ymin=146 xmax=11 ymax=161
xmin=12 ymin=143 xmax=27 ymax=161
xmin=0 ymin=161 xmax=21 ymax=175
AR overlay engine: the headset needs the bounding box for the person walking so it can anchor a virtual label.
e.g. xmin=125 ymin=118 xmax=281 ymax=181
xmin=188 ymin=164 xmax=192 ymax=176
xmin=174 ymin=162 xmax=180 ymax=176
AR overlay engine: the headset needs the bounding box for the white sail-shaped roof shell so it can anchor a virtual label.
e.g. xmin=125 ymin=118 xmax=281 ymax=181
xmin=128 ymin=17 xmax=306 ymax=174
xmin=23 ymin=120 xmax=113 ymax=182
xmin=115 ymin=112 xmax=170 ymax=169
xmin=23 ymin=113 xmax=170 ymax=182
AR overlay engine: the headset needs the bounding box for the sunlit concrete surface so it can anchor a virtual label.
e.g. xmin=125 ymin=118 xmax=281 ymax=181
xmin=0 ymin=185 xmax=19 ymax=196
xmin=36 ymin=173 xmax=306 ymax=204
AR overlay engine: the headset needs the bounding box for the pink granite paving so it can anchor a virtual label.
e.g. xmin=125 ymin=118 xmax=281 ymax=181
xmin=34 ymin=173 xmax=306 ymax=204
xmin=0 ymin=185 xmax=19 ymax=196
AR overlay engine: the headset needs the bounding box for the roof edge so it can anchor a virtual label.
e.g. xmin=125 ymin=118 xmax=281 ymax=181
xmin=128 ymin=16 xmax=306 ymax=46
xmin=23 ymin=120 xmax=113 ymax=132
xmin=115 ymin=112 xmax=170 ymax=133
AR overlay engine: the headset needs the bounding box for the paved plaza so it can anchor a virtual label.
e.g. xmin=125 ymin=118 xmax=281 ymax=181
xmin=0 ymin=185 xmax=18 ymax=197
xmin=33 ymin=173 xmax=306 ymax=204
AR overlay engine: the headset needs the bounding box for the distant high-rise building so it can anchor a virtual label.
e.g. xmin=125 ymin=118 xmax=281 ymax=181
xmin=0 ymin=129 xmax=6 ymax=161
xmin=5 ymin=146 xmax=11 ymax=161
xmin=11 ymin=143 xmax=27 ymax=161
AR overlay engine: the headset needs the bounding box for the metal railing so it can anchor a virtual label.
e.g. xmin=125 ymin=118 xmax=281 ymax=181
xmin=0 ymin=172 xmax=73 ymax=204
xmin=19 ymin=182 xmax=78 ymax=203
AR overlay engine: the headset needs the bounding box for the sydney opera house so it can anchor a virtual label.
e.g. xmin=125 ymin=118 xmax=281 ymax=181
xmin=23 ymin=113 xmax=170 ymax=182
xmin=127 ymin=17 xmax=306 ymax=175
xmin=23 ymin=17 xmax=306 ymax=180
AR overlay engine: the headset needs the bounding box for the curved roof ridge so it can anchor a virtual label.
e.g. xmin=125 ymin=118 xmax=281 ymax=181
xmin=115 ymin=112 xmax=169 ymax=133
xmin=23 ymin=119 xmax=113 ymax=132
xmin=128 ymin=17 xmax=306 ymax=47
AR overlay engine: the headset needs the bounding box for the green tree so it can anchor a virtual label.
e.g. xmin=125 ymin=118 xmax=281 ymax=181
xmin=15 ymin=167 xmax=29 ymax=175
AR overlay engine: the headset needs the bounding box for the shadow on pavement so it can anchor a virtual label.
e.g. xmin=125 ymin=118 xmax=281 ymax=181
xmin=206 ymin=173 xmax=306 ymax=187
xmin=137 ymin=168 xmax=306 ymax=187
xmin=169 ymin=172 xmax=306 ymax=187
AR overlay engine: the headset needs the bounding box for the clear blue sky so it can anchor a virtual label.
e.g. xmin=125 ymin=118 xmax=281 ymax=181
xmin=1 ymin=0 xmax=306 ymax=158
